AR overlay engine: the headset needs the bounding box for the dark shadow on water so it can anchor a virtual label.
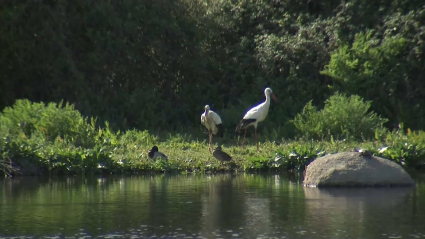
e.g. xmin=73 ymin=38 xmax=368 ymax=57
xmin=304 ymin=186 xmax=414 ymax=208
xmin=302 ymin=186 xmax=424 ymax=238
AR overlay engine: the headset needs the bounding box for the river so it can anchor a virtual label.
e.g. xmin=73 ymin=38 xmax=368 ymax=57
xmin=1 ymin=173 xmax=425 ymax=238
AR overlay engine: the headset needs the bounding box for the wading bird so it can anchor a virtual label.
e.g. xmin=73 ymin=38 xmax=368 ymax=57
xmin=148 ymin=146 xmax=168 ymax=161
xmin=201 ymin=105 xmax=224 ymax=153
xmin=235 ymin=87 xmax=278 ymax=151
xmin=213 ymin=145 xmax=233 ymax=163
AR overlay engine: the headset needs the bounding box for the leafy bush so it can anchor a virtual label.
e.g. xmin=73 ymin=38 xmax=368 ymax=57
xmin=378 ymin=127 xmax=425 ymax=168
xmin=1 ymin=98 xmax=425 ymax=176
xmin=321 ymin=31 xmax=423 ymax=129
xmin=293 ymin=92 xmax=388 ymax=140
xmin=1 ymin=0 xmax=425 ymax=137
xmin=0 ymin=99 xmax=121 ymax=174
xmin=0 ymin=99 xmax=97 ymax=147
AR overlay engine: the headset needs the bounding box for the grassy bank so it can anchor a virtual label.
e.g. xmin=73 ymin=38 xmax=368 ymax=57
xmin=1 ymin=99 xmax=425 ymax=177
xmin=2 ymin=129 xmax=425 ymax=177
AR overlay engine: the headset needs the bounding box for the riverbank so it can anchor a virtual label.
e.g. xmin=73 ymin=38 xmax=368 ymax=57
xmin=2 ymin=100 xmax=425 ymax=177
xmin=2 ymin=131 xmax=425 ymax=177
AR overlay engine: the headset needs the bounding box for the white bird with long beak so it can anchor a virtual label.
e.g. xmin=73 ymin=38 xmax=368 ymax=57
xmin=235 ymin=87 xmax=278 ymax=151
xmin=201 ymin=105 xmax=223 ymax=153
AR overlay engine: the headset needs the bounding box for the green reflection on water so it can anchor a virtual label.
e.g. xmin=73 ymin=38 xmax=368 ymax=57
xmin=0 ymin=173 xmax=424 ymax=238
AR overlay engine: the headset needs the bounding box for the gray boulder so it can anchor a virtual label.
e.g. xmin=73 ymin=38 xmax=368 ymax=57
xmin=303 ymin=152 xmax=415 ymax=187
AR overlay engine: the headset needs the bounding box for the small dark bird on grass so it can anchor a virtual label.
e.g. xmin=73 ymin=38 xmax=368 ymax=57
xmin=213 ymin=146 xmax=233 ymax=162
xmin=148 ymin=146 xmax=168 ymax=161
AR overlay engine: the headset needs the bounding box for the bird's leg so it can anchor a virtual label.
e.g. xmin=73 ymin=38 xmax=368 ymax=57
xmin=210 ymin=133 xmax=213 ymax=150
xmin=241 ymin=128 xmax=247 ymax=148
xmin=208 ymin=131 xmax=212 ymax=153
xmin=255 ymin=127 xmax=259 ymax=151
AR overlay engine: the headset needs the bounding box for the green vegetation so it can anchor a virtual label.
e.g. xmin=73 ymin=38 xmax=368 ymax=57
xmin=1 ymin=98 xmax=424 ymax=176
xmin=1 ymin=0 xmax=425 ymax=176
xmin=293 ymin=92 xmax=388 ymax=141
xmin=1 ymin=0 xmax=425 ymax=134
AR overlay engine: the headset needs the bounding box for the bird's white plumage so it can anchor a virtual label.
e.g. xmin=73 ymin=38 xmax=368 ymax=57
xmin=236 ymin=87 xmax=277 ymax=151
xmin=148 ymin=146 xmax=168 ymax=161
xmin=243 ymin=101 xmax=270 ymax=122
xmin=152 ymin=152 xmax=168 ymax=161
xmin=201 ymin=105 xmax=223 ymax=152
xmin=241 ymin=88 xmax=273 ymax=127
xmin=201 ymin=108 xmax=222 ymax=135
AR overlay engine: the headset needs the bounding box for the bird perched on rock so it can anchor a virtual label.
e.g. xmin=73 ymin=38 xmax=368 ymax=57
xmin=213 ymin=146 xmax=233 ymax=162
xmin=357 ymin=148 xmax=373 ymax=158
xmin=201 ymin=105 xmax=224 ymax=153
xmin=148 ymin=146 xmax=168 ymax=161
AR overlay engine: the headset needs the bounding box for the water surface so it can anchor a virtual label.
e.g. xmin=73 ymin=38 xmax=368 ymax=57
xmin=1 ymin=173 xmax=425 ymax=238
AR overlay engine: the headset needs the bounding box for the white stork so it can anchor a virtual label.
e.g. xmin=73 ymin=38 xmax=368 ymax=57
xmin=201 ymin=105 xmax=224 ymax=152
xmin=235 ymin=87 xmax=278 ymax=151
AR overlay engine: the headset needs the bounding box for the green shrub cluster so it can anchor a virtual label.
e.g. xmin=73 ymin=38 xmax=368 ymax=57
xmin=0 ymin=99 xmax=118 ymax=174
xmin=1 ymin=97 xmax=424 ymax=176
xmin=1 ymin=0 xmax=424 ymax=136
xmin=293 ymin=92 xmax=388 ymax=140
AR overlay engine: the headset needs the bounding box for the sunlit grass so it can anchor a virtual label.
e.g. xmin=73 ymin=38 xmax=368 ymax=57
xmin=2 ymin=126 xmax=425 ymax=176
xmin=1 ymin=99 xmax=425 ymax=176
xmin=2 ymin=127 xmax=425 ymax=176
xmin=104 ymin=129 xmax=425 ymax=174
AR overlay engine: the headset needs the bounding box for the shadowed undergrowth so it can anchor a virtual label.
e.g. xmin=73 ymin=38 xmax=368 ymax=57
xmin=1 ymin=0 xmax=425 ymax=133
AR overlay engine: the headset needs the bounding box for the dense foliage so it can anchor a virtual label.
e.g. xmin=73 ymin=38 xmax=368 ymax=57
xmin=1 ymin=99 xmax=424 ymax=176
xmin=1 ymin=0 xmax=425 ymax=136
xmin=2 ymin=0 xmax=425 ymax=176
xmin=293 ymin=92 xmax=388 ymax=140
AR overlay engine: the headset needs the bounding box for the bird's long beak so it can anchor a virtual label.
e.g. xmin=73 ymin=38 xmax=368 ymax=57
xmin=271 ymin=93 xmax=278 ymax=103
xmin=205 ymin=109 xmax=209 ymax=116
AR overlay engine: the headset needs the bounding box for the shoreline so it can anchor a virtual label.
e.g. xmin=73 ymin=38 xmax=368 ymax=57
xmin=3 ymin=140 xmax=425 ymax=177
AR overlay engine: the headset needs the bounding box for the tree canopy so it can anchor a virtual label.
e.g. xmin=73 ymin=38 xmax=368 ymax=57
xmin=1 ymin=0 xmax=424 ymax=137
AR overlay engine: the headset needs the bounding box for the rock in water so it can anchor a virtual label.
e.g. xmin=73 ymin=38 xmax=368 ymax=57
xmin=303 ymin=152 xmax=415 ymax=187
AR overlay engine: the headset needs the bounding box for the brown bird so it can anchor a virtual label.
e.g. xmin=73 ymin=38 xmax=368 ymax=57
xmin=213 ymin=146 xmax=233 ymax=162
